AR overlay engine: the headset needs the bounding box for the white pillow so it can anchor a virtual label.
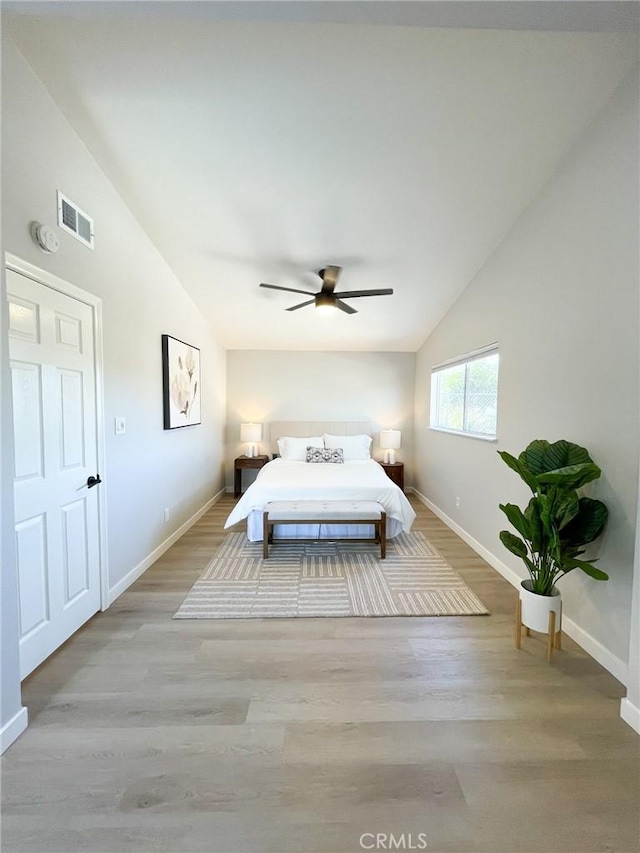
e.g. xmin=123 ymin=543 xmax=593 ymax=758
xmin=323 ymin=433 xmax=372 ymax=460
xmin=277 ymin=436 xmax=324 ymax=461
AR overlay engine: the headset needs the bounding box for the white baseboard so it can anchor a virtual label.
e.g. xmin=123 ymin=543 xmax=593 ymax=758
xmin=107 ymin=489 xmax=226 ymax=606
xmin=561 ymin=616 xmax=628 ymax=685
xmin=412 ymin=488 xmax=628 ymax=686
xmin=1 ymin=706 xmax=28 ymax=754
xmin=620 ymin=698 xmax=640 ymax=733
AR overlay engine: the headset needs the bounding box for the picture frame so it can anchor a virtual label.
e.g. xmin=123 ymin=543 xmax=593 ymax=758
xmin=161 ymin=334 xmax=201 ymax=429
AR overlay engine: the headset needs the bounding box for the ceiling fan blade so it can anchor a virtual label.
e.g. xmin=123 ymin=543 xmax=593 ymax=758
xmin=260 ymin=283 xmax=316 ymax=296
xmin=332 ymin=288 xmax=394 ymax=298
xmin=286 ymin=298 xmax=316 ymax=312
xmin=335 ymin=299 xmax=357 ymax=315
xmin=319 ymin=265 xmax=342 ymax=293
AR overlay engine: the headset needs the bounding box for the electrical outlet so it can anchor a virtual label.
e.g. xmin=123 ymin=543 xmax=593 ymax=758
xmin=455 ymin=496 xmax=461 ymax=508
xmin=164 ymin=507 xmax=170 ymax=523
xmin=114 ymin=416 xmax=126 ymax=435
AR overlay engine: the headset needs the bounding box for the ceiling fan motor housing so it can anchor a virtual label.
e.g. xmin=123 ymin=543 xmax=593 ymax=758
xmin=315 ymin=292 xmax=335 ymax=308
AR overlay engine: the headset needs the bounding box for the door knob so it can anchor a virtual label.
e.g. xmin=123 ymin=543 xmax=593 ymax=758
xmin=87 ymin=475 xmax=102 ymax=489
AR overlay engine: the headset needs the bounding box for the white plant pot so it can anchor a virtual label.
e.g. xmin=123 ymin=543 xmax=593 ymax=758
xmin=519 ymin=580 xmax=562 ymax=633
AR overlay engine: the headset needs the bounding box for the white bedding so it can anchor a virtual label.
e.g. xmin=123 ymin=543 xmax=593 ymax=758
xmin=224 ymin=458 xmax=416 ymax=541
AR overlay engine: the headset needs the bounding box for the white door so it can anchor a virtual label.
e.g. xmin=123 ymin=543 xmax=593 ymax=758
xmin=8 ymin=268 xmax=102 ymax=678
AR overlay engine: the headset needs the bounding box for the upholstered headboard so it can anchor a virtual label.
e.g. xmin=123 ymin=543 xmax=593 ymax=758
xmin=267 ymin=421 xmax=373 ymax=456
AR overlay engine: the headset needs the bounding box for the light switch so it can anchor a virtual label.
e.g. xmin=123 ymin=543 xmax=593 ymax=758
xmin=114 ymin=416 xmax=126 ymax=435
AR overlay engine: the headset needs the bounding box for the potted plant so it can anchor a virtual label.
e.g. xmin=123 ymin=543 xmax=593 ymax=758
xmin=498 ymin=439 xmax=609 ymax=650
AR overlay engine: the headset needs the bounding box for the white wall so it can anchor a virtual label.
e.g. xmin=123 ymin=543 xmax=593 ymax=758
xmin=226 ymin=350 xmax=415 ymax=488
xmin=414 ymin=74 xmax=639 ymax=677
xmin=2 ymin=39 xmax=225 ymax=598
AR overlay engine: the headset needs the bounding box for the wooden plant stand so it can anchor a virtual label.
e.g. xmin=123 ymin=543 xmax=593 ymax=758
xmin=515 ymin=597 xmax=562 ymax=663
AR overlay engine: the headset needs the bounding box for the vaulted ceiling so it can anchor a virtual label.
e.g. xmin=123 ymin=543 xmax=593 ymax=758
xmin=5 ymin=2 xmax=638 ymax=350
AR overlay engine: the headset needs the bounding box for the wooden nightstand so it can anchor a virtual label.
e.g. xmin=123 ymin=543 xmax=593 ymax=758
xmin=380 ymin=461 xmax=405 ymax=493
xmin=234 ymin=455 xmax=269 ymax=497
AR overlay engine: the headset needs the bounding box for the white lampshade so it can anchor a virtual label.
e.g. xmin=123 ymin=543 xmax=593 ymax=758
xmin=240 ymin=423 xmax=262 ymax=443
xmin=380 ymin=429 xmax=401 ymax=450
xmin=240 ymin=423 xmax=262 ymax=457
xmin=379 ymin=429 xmax=401 ymax=464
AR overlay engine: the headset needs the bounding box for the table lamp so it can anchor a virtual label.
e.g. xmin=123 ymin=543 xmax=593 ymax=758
xmin=240 ymin=423 xmax=262 ymax=458
xmin=379 ymin=429 xmax=401 ymax=464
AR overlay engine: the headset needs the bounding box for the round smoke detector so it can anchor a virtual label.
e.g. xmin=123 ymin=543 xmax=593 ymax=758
xmin=30 ymin=222 xmax=60 ymax=254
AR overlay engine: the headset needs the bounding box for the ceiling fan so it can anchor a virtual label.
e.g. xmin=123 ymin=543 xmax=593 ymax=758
xmin=259 ymin=265 xmax=393 ymax=314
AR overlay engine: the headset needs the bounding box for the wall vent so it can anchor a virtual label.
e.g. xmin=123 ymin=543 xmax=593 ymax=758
xmin=57 ymin=191 xmax=94 ymax=250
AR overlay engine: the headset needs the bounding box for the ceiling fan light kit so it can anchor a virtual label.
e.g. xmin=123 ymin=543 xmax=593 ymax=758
xmin=315 ymin=292 xmax=336 ymax=314
xmin=259 ymin=265 xmax=393 ymax=315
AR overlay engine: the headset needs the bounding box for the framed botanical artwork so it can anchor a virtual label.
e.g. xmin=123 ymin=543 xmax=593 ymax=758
xmin=161 ymin=334 xmax=201 ymax=429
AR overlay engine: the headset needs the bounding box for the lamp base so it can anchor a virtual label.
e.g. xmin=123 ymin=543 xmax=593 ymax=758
xmin=385 ymin=449 xmax=396 ymax=464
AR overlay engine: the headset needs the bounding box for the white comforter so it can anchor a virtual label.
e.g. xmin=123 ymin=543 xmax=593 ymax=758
xmin=224 ymin=458 xmax=416 ymax=533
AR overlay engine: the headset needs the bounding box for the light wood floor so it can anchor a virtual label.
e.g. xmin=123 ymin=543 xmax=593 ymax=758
xmin=2 ymin=495 xmax=639 ymax=853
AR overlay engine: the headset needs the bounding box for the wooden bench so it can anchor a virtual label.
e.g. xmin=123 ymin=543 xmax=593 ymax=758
xmin=262 ymin=500 xmax=387 ymax=559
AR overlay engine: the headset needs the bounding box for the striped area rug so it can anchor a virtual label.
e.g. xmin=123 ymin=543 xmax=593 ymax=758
xmin=173 ymin=531 xmax=488 ymax=619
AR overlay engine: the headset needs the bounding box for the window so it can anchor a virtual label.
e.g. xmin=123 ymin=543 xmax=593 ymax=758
xmin=430 ymin=345 xmax=499 ymax=438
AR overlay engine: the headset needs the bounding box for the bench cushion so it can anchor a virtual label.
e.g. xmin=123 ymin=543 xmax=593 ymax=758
xmin=265 ymin=500 xmax=384 ymax=522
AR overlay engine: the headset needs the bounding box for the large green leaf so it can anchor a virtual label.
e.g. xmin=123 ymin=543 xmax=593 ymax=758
xmin=561 ymin=498 xmax=609 ymax=547
xmin=497 ymin=451 xmax=538 ymax=492
xmin=537 ymin=462 xmax=601 ymax=491
xmin=524 ymin=497 xmax=544 ymax=553
xmin=554 ymin=489 xmax=580 ymax=530
xmin=562 ymin=557 xmax=609 ymax=581
xmin=520 ymin=439 xmax=592 ymax=476
xmin=537 ymin=492 xmax=557 ymax=538
xmin=499 ymin=503 xmax=531 ymax=541
xmin=499 ymin=530 xmax=528 ymax=558
xmin=519 ymin=439 xmax=551 ymax=475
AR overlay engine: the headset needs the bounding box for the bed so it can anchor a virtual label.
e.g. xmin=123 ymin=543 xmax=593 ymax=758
xmin=225 ymin=422 xmax=415 ymax=541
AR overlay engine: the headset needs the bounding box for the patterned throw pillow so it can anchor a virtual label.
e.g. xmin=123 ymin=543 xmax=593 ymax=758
xmin=306 ymin=446 xmax=344 ymax=464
